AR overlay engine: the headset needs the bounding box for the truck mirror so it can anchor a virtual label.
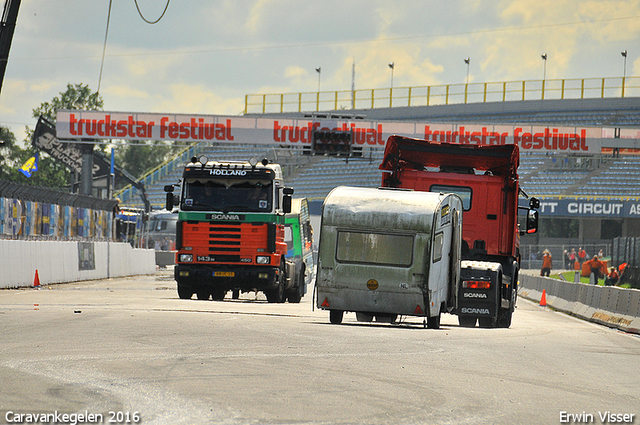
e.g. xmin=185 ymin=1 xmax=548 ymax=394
xmin=526 ymin=209 xmax=538 ymax=234
xmin=283 ymin=187 xmax=294 ymax=195
xmin=529 ymin=197 xmax=540 ymax=209
xmin=166 ymin=193 xmax=178 ymax=211
xmin=164 ymin=185 xmax=174 ymax=193
xmin=283 ymin=194 xmax=292 ymax=214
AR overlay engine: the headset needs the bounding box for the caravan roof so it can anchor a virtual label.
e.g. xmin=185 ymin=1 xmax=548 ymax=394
xmin=322 ymin=186 xmax=458 ymax=234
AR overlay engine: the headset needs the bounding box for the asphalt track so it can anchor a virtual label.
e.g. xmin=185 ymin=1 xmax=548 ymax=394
xmin=1 ymin=270 xmax=638 ymax=425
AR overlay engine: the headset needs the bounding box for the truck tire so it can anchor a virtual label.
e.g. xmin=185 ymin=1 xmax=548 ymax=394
xmin=286 ymin=269 xmax=304 ymax=303
xmin=177 ymin=284 xmax=193 ymax=300
xmin=196 ymin=290 xmax=210 ymax=301
xmin=478 ymin=317 xmax=497 ymax=328
xmin=266 ymin=263 xmax=286 ymax=303
xmin=458 ymin=316 xmax=477 ymax=327
xmin=211 ymin=289 xmax=226 ymax=301
xmin=329 ymin=310 xmax=344 ymax=324
xmin=496 ymin=309 xmax=512 ymax=328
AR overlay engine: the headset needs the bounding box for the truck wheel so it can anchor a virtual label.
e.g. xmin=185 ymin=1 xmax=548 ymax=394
xmin=287 ymin=288 xmax=302 ymax=303
xmin=266 ymin=264 xmax=285 ymax=303
xmin=426 ymin=313 xmax=441 ymax=329
xmin=232 ymin=289 xmax=240 ymax=299
xmin=329 ymin=310 xmax=343 ymax=324
xmin=196 ymin=290 xmax=210 ymax=301
xmin=496 ymin=308 xmax=513 ymax=328
xmin=286 ymin=270 xmax=305 ymax=303
xmin=211 ymin=289 xmax=226 ymax=301
xmin=458 ymin=316 xmax=477 ymax=327
xmin=177 ymin=285 xmax=193 ymax=300
xmin=478 ymin=317 xmax=497 ymax=328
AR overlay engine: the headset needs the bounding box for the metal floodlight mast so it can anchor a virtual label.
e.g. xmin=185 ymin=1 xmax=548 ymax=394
xmin=464 ymin=58 xmax=470 ymax=85
xmin=316 ymin=67 xmax=321 ymax=92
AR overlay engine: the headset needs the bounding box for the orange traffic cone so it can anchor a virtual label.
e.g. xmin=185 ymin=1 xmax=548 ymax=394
xmin=33 ymin=270 xmax=40 ymax=287
xmin=540 ymin=289 xmax=547 ymax=307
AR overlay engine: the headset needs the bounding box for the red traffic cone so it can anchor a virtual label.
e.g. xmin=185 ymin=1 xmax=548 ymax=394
xmin=540 ymin=289 xmax=547 ymax=307
xmin=33 ymin=270 xmax=41 ymax=287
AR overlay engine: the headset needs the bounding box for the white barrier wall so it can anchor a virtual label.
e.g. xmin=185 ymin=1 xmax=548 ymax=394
xmin=518 ymin=274 xmax=640 ymax=334
xmin=0 ymin=240 xmax=155 ymax=288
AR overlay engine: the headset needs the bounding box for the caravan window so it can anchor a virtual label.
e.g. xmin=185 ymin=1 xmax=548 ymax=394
xmin=336 ymin=231 xmax=413 ymax=266
xmin=433 ymin=232 xmax=444 ymax=262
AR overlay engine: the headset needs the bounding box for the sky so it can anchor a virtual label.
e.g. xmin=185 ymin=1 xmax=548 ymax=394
xmin=1 ymin=0 xmax=640 ymax=143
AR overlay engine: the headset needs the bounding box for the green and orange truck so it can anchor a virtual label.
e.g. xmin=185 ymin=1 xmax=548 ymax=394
xmin=165 ymin=156 xmax=310 ymax=303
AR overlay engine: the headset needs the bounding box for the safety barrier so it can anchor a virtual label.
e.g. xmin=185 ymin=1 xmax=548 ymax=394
xmin=518 ymin=274 xmax=640 ymax=334
xmin=0 ymin=240 xmax=156 ymax=288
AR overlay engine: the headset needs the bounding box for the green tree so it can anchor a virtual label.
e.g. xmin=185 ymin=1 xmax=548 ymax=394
xmin=2 ymin=83 xmax=106 ymax=188
xmin=114 ymin=140 xmax=178 ymax=184
xmin=0 ymin=125 xmax=18 ymax=180
xmin=33 ymin=82 xmax=104 ymax=123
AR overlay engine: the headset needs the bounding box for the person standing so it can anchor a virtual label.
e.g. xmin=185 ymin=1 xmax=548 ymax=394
xmin=569 ymin=248 xmax=577 ymax=269
xmin=540 ymin=249 xmax=552 ymax=277
xmin=578 ymin=247 xmax=587 ymax=265
xmin=588 ymin=255 xmax=604 ymax=283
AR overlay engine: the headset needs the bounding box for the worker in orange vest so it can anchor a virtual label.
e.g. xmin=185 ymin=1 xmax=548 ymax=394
xmin=587 ymin=255 xmax=604 ymax=282
xmin=540 ymin=249 xmax=552 ymax=277
xmin=605 ymin=267 xmax=619 ymax=286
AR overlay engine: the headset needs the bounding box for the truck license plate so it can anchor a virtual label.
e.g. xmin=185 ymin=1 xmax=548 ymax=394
xmin=214 ymin=271 xmax=234 ymax=277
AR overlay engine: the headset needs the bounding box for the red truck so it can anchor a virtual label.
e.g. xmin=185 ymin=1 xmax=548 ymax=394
xmin=380 ymin=135 xmax=539 ymax=327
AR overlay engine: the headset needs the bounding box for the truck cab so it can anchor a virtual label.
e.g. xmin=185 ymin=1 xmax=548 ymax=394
xmin=165 ymin=156 xmax=300 ymax=302
xmin=380 ymin=135 xmax=539 ymax=327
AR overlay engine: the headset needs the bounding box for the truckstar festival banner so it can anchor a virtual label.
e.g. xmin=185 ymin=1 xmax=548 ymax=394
xmin=56 ymin=110 xmax=640 ymax=154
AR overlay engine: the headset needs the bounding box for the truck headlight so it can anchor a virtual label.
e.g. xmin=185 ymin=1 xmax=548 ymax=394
xmin=256 ymin=256 xmax=270 ymax=264
xmin=179 ymin=253 xmax=193 ymax=262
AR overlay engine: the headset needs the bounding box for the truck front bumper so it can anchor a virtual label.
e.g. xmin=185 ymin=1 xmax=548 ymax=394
xmin=175 ymin=264 xmax=280 ymax=291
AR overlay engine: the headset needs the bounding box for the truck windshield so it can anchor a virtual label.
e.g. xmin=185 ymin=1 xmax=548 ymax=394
xmin=181 ymin=179 xmax=273 ymax=212
xmin=430 ymin=185 xmax=472 ymax=210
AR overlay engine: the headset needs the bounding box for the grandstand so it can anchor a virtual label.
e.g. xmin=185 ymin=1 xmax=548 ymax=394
xmin=112 ymin=93 xmax=640 ymax=266
xmin=118 ymin=95 xmax=640 ymax=209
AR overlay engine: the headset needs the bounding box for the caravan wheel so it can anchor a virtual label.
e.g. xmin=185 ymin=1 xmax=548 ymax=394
xmin=329 ymin=310 xmax=343 ymax=324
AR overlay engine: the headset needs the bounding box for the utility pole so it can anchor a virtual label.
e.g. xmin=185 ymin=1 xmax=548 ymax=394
xmin=0 ymin=0 xmax=21 ymax=95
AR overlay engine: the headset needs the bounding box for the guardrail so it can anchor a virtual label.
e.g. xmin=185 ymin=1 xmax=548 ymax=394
xmin=245 ymin=76 xmax=640 ymax=114
xmin=518 ymin=274 xmax=640 ymax=334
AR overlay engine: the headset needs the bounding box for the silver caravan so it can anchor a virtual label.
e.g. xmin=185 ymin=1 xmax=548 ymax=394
xmin=315 ymin=186 xmax=463 ymax=329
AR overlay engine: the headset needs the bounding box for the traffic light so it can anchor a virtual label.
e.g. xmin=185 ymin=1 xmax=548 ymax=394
xmin=312 ymin=130 xmax=352 ymax=156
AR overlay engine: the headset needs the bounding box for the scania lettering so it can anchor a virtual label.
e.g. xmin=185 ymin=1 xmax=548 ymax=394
xmin=165 ymin=157 xmax=310 ymax=303
xmin=461 ymin=308 xmax=491 ymax=315
xmin=463 ymin=293 xmax=488 ymax=298
xmin=380 ymin=135 xmax=539 ymax=328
